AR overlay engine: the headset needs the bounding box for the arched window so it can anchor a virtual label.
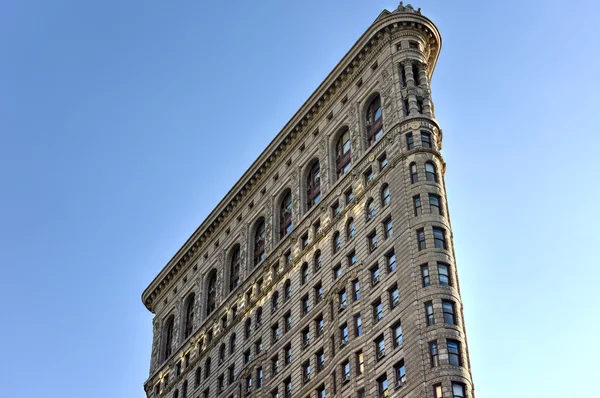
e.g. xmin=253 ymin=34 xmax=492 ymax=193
xmin=183 ymin=293 xmax=195 ymax=340
xmin=410 ymin=162 xmax=418 ymax=183
xmin=347 ymin=218 xmax=355 ymax=239
xmin=301 ymin=263 xmax=309 ymax=285
xmin=366 ymin=95 xmax=383 ymax=146
xmin=280 ymin=190 xmax=293 ymax=238
xmin=381 ymin=184 xmax=390 ymax=207
xmin=272 ymin=291 xmax=280 ymax=312
xmin=206 ymin=271 xmax=217 ymax=317
xmin=245 ymin=318 xmax=252 ymax=339
xmin=219 ymin=343 xmax=226 ymax=361
xmin=336 ymin=128 xmax=352 ymax=178
xmin=182 ymin=380 xmax=188 ymax=398
xmin=163 ymin=315 xmax=175 ymax=361
xmin=230 ymin=333 xmax=236 ymax=354
xmin=314 ymin=250 xmax=322 ymax=272
xmin=205 ymin=357 xmax=211 ymax=378
xmin=254 ymin=218 xmax=266 ymax=266
xmin=195 ymin=367 xmax=202 ymax=387
xmin=366 ymin=198 xmax=376 ymax=219
xmin=284 ymin=279 xmax=292 ymax=301
xmin=333 ymin=231 xmax=341 ymax=254
xmin=306 ymin=160 xmax=321 ymax=210
xmin=425 ymin=162 xmax=437 ymax=182
xmin=173 ymin=389 xmax=179 ymax=398
xmin=229 ymin=245 xmax=241 ymax=292
xmin=256 ymin=307 xmax=263 ymax=326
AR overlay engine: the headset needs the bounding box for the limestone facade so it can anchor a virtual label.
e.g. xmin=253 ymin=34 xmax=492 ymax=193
xmin=142 ymin=4 xmax=475 ymax=398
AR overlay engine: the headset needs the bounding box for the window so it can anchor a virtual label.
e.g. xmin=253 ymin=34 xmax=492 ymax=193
xmin=254 ymin=218 xmax=266 ymax=265
xmin=403 ymin=98 xmax=410 ymax=116
xmin=442 ymin=300 xmax=456 ymax=325
xmin=429 ymin=341 xmax=439 ymax=367
xmin=302 ymin=327 xmax=311 ymax=348
xmin=228 ymin=365 xmax=235 ymax=385
xmin=342 ymin=360 xmax=351 ymax=382
xmin=317 ymin=384 xmax=326 ymax=398
xmin=346 ymin=188 xmax=354 ymax=204
xmin=244 ymin=319 xmax=252 ymax=339
xmin=339 ymin=289 xmax=347 ymax=310
xmin=429 ymin=193 xmax=442 ymax=215
xmin=316 ymin=349 xmax=325 ymax=371
xmin=417 ymin=228 xmax=426 ymax=251
xmin=373 ymin=299 xmax=383 ymax=322
xmin=357 ymin=389 xmax=366 ymax=398
xmin=346 ymin=218 xmax=355 ymax=239
xmin=272 ymin=323 xmax=280 ymax=343
xmin=340 ymin=322 xmax=349 ymax=345
xmin=379 ymin=153 xmax=388 ymax=170
xmin=182 ymin=380 xmax=188 ymax=398
xmin=356 ymin=350 xmax=365 ymax=374
xmin=386 ymin=250 xmax=396 ymax=272
xmin=315 ymin=315 xmax=324 ymax=337
xmin=384 ymin=217 xmax=393 ymax=238
xmin=314 ymin=250 xmax=322 ymax=272
xmin=366 ymin=95 xmax=383 ymax=146
xmin=353 ymin=279 xmax=360 ymax=301
xmin=331 ymin=200 xmax=341 ymax=217
xmin=219 ymin=343 xmax=226 ymax=362
xmin=425 ymin=301 xmax=434 ymax=326
xmin=284 ymin=344 xmax=292 ymax=365
xmin=302 ymin=295 xmax=310 ymax=315
xmin=392 ymin=322 xmax=403 ymax=347
xmin=301 ymin=233 xmax=309 ymax=249
xmin=413 ymin=195 xmax=422 ymax=216
xmin=368 ymin=231 xmax=378 ymax=252
xmin=333 ymin=231 xmax=341 ymax=253
xmin=302 ymin=361 xmax=311 ymax=384
xmin=229 ymin=246 xmax=241 ymax=292
xmin=421 ymin=131 xmax=432 ymax=148
xmin=394 ymin=360 xmax=406 ymax=386
xmin=377 ymin=374 xmax=389 ymax=398
xmin=284 ymin=311 xmax=292 ymax=332
xmin=348 ymin=251 xmax=357 ymax=266
xmin=375 ymin=334 xmax=385 ymax=360
xmin=355 ymin=314 xmax=363 ymax=337
xmin=433 ymin=384 xmax=443 ymax=398
xmin=272 ymin=291 xmax=280 ymax=312
xmin=448 ymin=339 xmax=462 ymax=366
xmin=280 ymin=190 xmax=293 ymax=239
xmin=271 ymin=390 xmax=279 ymax=398
xmin=406 ymin=133 xmax=414 ymax=150
xmin=452 ymin=383 xmax=466 ymax=398
xmin=364 ymin=167 xmax=374 ymax=183
xmin=425 ymin=162 xmax=437 ymax=182
xmin=271 ymin=355 xmax=279 ymax=376
xmin=307 ymin=160 xmax=321 ymax=210
xmin=409 ymin=40 xmax=419 ymax=49
xmin=182 ymin=295 xmax=195 ymax=340
xmin=438 ymin=263 xmax=451 ymax=286
xmin=255 ymin=338 xmax=263 ymax=355
xmin=257 ymin=367 xmax=263 ymax=388
xmin=301 ymin=262 xmax=309 ymax=285
xmin=246 ymin=375 xmax=252 ymax=395
xmin=333 ymin=264 xmax=342 ymax=280
xmin=412 ymin=63 xmax=421 ymax=85
xmin=315 ymin=282 xmax=323 ymax=303
xmin=202 ymin=389 xmax=209 ymax=398
xmin=285 ymin=251 xmax=292 ymax=268
xmin=336 ymin=128 xmax=352 ymax=178
xmin=173 ymin=389 xmax=179 ymax=398
xmin=433 ymin=227 xmax=446 ymax=249
xmin=256 ymin=307 xmax=263 ymax=327
xmin=421 ymin=265 xmax=430 ymax=287
xmin=371 ymin=264 xmax=381 ymax=285
xmin=381 ymin=184 xmax=390 ymax=206
xmin=389 ymin=285 xmax=400 ymax=308
xmin=205 ymin=357 xmax=212 ymax=378
xmin=217 ymin=374 xmax=224 ymax=393
xmin=195 ymin=367 xmax=202 ymax=387
xmin=409 ymin=163 xmax=418 ymax=183
xmin=314 ymin=219 xmax=322 ymax=235
xmin=206 ymin=271 xmax=217 ymax=316
xmin=366 ymin=198 xmax=376 ymax=219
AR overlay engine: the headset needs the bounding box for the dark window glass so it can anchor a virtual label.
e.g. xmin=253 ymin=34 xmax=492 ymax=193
xmin=433 ymin=227 xmax=446 ymax=249
xmin=410 ymin=163 xmax=418 ymax=183
xmin=438 ymin=263 xmax=451 ymax=286
xmin=421 ymin=131 xmax=432 ymax=148
xmin=425 ymin=162 xmax=437 ymax=182
xmin=417 ymin=228 xmax=426 ymax=250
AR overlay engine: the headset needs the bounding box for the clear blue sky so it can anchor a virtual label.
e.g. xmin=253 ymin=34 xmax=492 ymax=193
xmin=1 ymin=1 xmax=598 ymax=397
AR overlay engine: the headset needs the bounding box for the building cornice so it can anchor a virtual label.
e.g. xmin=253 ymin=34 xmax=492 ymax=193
xmin=142 ymin=8 xmax=442 ymax=313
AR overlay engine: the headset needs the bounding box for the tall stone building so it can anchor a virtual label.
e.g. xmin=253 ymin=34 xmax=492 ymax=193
xmin=142 ymin=3 xmax=474 ymax=398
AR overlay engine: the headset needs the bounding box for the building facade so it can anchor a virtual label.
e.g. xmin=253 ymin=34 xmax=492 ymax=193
xmin=142 ymin=4 xmax=474 ymax=398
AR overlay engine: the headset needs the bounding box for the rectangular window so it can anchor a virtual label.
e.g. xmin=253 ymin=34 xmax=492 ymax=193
xmin=377 ymin=374 xmax=389 ymax=398
xmin=346 ymin=188 xmax=354 ymax=204
xmin=392 ymin=322 xmax=403 ymax=347
xmin=433 ymin=227 xmax=446 ymax=249
xmin=425 ymin=301 xmax=434 ymax=326
xmin=429 ymin=193 xmax=442 ymax=215
xmin=284 ymin=344 xmax=292 ymax=365
xmin=389 ymin=285 xmax=400 ymax=308
xmin=379 ymin=153 xmax=388 ymax=170
xmin=448 ymin=339 xmax=462 ymax=366
xmin=376 ymin=251 xmax=390 ymax=275
xmin=384 ymin=217 xmax=393 ymax=238
xmin=368 ymin=231 xmax=378 ymax=252
xmin=301 ymin=263 xmax=309 ymax=285
xmin=271 ymin=355 xmax=279 ymax=376
xmin=421 ymin=264 xmax=430 ymax=287
xmin=413 ymin=195 xmax=422 ymax=216
xmin=301 ymin=233 xmax=309 ymax=249
xmin=364 ymin=167 xmax=374 ymax=183
xmin=272 ymin=323 xmax=280 ymax=343
xmin=284 ymin=311 xmax=292 ymax=332
xmin=332 ymin=200 xmax=341 ymax=217
xmin=333 ymin=264 xmax=342 ymax=280
xmin=347 ymin=251 xmax=357 ymax=266
xmin=255 ymin=338 xmax=262 ymax=355
xmin=315 ymin=282 xmax=323 ymax=303
xmin=257 ymin=367 xmax=263 ymax=388
xmin=394 ymin=360 xmax=406 ymax=386
xmin=246 ymin=375 xmax=252 ymax=395
xmin=244 ymin=349 xmax=251 ymax=364
xmin=404 ymin=99 xmax=410 ymax=117
xmin=452 ymin=383 xmax=466 ymax=398
xmin=358 ymin=389 xmax=366 ymax=398
xmin=314 ymin=220 xmax=322 ymax=236
xmin=340 ymin=323 xmax=349 ymax=345
xmin=406 ymin=133 xmax=414 ymax=150
xmin=438 ymin=262 xmax=451 ymax=286
xmin=342 ymin=360 xmax=351 ymax=383
xmin=409 ymin=40 xmax=419 ymax=49
xmin=371 ymin=264 xmax=381 ymax=285
xmin=315 ymin=315 xmax=324 ymax=337
xmin=316 ymin=349 xmax=325 ymax=372
xmin=302 ymin=295 xmax=310 ymax=315
xmin=317 ymin=384 xmax=326 ymax=398
xmin=284 ymin=378 xmax=292 ymax=398
xmin=355 ymin=314 xmax=362 ymax=337
xmin=429 ymin=341 xmax=439 ymax=367
xmin=302 ymin=361 xmax=311 ymax=384
xmin=375 ymin=334 xmax=385 ymax=360
xmin=421 ymin=131 xmax=432 ymax=148
xmin=356 ymin=350 xmax=364 ymax=374
xmin=339 ymin=289 xmax=347 ymax=310
xmin=302 ymin=327 xmax=311 ymax=348
xmin=442 ymin=300 xmax=456 ymax=325
xmin=373 ymin=299 xmax=383 ymax=322
xmin=433 ymin=384 xmax=443 ymax=398
xmin=353 ymin=279 xmax=361 ymax=301
xmin=417 ymin=228 xmax=426 ymax=250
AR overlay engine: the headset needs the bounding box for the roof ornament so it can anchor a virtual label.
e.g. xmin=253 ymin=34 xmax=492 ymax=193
xmin=397 ymin=2 xmax=422 ymax=14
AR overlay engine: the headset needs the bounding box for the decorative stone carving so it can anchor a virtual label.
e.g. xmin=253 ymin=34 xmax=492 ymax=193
xmin=240 ymin=224 xmax=249 ymax=278
xmin=396 ymin=2 xmax=421 ymax=14
xmin=317 ymin=139 xmax=329 ymax=197
xmin=172 ymin=298 xmax=182 ymax=349
xmin=264 ymin=202 xmax=273 ymax=251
